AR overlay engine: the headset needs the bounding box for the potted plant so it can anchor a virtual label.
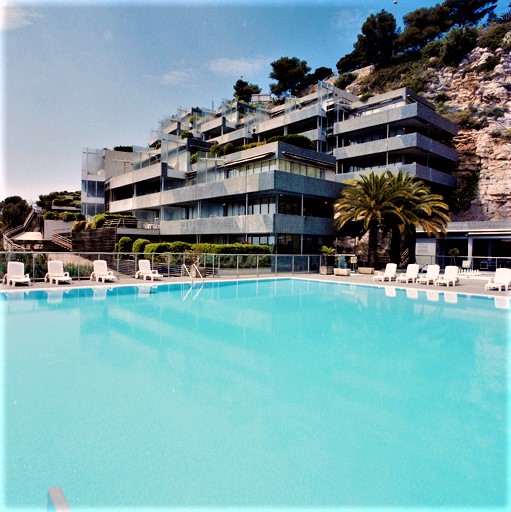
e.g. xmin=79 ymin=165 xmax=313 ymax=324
xmin=448 ymin=247 xmax=459 ymax=265
xmin=319 ymin=246 xmax=335 ymax=275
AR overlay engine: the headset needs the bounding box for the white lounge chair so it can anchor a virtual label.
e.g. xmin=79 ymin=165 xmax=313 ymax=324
xmin=396 ymin=263 xmax=420 ymax=283
xmin=90 ymin=260 xmax=118 ymax=283
xmin=436 ymin=265 xmax=459 ymax=287
xmin=2 ymin=261 xmax=30 ymax=286
xmin=135 ymin=259 xmax=163 ymax=281
xmin=485 ymin=268 xmax=511 ymax=291
xmin=417 ymin=264 xmax=440 ymax=285
xmin=45 ymin=260 xmax=72 ymax=285
xmin=373 ymin=263 xmax=397 ymax=282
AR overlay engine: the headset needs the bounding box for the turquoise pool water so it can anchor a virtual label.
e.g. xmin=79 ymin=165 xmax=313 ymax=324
xmin=0 ymin=278 xmax=509 ymax=511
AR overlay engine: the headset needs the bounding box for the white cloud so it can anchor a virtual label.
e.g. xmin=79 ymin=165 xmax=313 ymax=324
xmin=146 ymin=69 xmax=194 ymax=86
xmin=207 ymin=56 xmax=268 ymax=77
xmin=103 ymin=30 xmax=113 ymax=41
xmin=0 ymin=5 xmax=41 ymax=30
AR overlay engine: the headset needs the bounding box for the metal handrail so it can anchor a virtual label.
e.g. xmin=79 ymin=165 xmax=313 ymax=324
xmin=52 ymin=232 xmax=73 ymax=250
xmin=181 ymin=263 xmax=194 ymax=282
xmin=192 ymin=263 xmax=204 ymax=283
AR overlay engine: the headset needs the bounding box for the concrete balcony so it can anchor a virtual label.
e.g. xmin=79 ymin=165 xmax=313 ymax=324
xmin=333 ymin=133 xmax=458 ymax=162
xmin=160 ymin=214 xmax=274 ymax=236
xmin=200 ymin=116 xmax=236 ymax=136
xmin=162 ymin=119 xmax=179 ymax=135
xmin=158 ymin=170 xmax=342 ymax=206
xmin=108 ymin=162 xmax=163 ymax=189
xmin=335 ymin=163 xmax=456 ymax=188
xmin=159 ymin=213 xmax=336 ymax=236
xmin=299 ymin=128 xmax=326 ymax=142
xmin=212 ymin=127 xmax=253 ymax=145
xmin=333 ymin=102 xmax=457 ymax=137
xmin=109 ymin=192 xmax=161 ymax=213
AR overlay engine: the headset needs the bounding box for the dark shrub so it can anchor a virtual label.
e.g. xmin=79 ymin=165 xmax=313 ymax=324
xmin=474 ymin=55 xmax=501 ymax=73
xmin=72 ymin=220 xmax=87 ymax=232
xmin=117 ymin=236 xmax=133 ymax=253
xmin=266 ymin=134 xmax=314 ymax=150
xmin=440 ymin=26 xmax=478 ymax=67
xmin=478 ymin=22 xmax=511 ymax=51
xmin=334 ymin=72 xmax=357 ymax=90
xmin=43 ymin=211 xmax=59 ymax=220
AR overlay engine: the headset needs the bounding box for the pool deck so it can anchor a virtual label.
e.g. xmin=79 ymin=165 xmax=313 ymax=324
xmin=1 ymin=271 xmax=510 ymax=298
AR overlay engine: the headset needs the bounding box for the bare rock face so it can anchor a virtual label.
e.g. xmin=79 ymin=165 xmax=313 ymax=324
xmin=423 ymin=46 xmax=511 ymax=222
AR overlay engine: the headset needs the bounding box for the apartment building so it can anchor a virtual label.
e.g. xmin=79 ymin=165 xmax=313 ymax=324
xmin=82 ymin=82 xmax=460 ymax=254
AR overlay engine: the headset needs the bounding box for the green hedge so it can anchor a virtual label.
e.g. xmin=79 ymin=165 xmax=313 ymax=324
xmin=143 ymin=241 xmax=271 ymax=256
xmin=43 ymin=211 xmax=85 ymax=221
xmin=144 ymin=241 xmax=192 ymax=255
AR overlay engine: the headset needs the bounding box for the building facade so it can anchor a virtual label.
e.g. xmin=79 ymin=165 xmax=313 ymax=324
xmin=82 ymin=82 xmax=463 ymax=254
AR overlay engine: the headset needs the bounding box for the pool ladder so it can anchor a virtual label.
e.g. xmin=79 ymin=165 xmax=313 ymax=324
xmin=181 ymin=263 xmax=204 ymax=284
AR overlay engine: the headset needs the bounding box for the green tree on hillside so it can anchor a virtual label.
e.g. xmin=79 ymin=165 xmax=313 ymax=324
xmin=398 ymin=4 xmax=452 ymax=53
xmin=337 ymin=10 xmax=398 ymax=73
xmin=444 ymin=0 xmax=497 ymax=27
xmin=269 ymin=57 xmax=311 ymax=97
xmin=0 ymin=196 xmax=31 ymax=230
xmin=306 ymin=66 xmax=334 ymax=86
xmin=233 ymin=79 xmax=261 ymax=103
xmin=440 ymin=26 xmax=478 ymax=66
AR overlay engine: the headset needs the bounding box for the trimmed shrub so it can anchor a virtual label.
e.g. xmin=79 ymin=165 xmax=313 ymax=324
xmin=90 ymin=213 xmax=106 ymax=229
xmin=72 ymin=220 xmax=87 ymax=232
xmin=132 ymin=238 xmax=151 ymax=254
xmin=43 ymin=211 xmax=59 ymax=220
xmin=90 ymin=213 xmax=137 ymax=229
xmin=266 ymin=134 xmax=314 ymax=150
xmin=52 ymin=197 xmax=74 ymax=207
xmin=117 ymin=236 xmax=133 ymax=253
xmin=61 ymin=211 xmax=77 ymax=222
xmin=222 ymin=143 xmax=236 ymax=155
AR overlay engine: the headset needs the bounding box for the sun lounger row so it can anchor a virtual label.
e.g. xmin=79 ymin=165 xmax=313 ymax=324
xmin=371 ymin=263 xmax=511 ymax=290
xmin=2 ymin=259 xmax=163 ymax=286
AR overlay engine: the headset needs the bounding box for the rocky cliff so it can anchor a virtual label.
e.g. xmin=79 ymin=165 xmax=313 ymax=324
xmin=423 ymin=45 xmax=511 ymax=222
xmin=344 ymin=44 xmax=511 ymax=223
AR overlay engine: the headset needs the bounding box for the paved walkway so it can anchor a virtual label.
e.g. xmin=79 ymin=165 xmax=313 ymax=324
xmin=1 ymin=270 xmax=510 ymax=299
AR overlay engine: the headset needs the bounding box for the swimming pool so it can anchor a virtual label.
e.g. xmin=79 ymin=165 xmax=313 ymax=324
xmin=1 ymin=278 xmax=509 ymax=511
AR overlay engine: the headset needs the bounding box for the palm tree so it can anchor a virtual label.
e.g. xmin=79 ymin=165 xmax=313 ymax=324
xmin=386 ymin=170 xmax=447 ymax=264
xmin=333 ymin=172 xmax=408 ymax=267
xmin=333 ymin=170 xmax=450 ymax=267
xmin=403 ymin=181 xmax=450 ymax=264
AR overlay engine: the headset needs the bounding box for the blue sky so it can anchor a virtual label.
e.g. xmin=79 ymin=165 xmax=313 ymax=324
xmin=1 ymin=0 xmax=509 ymax=201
